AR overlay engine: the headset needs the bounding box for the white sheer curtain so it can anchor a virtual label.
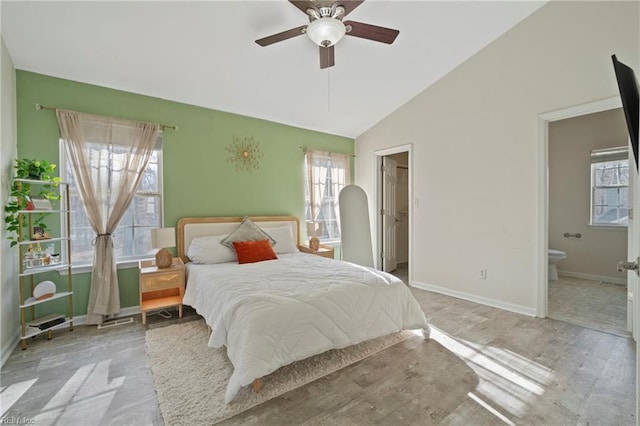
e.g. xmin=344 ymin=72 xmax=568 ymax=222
xmin=304 ymin=150 xmax=350 ymax=240
xmin=56 ymin=109 xmax=159 ymax=325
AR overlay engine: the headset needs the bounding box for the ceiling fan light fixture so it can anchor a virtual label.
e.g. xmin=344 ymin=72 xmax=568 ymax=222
xmin=306 ymin=17 xmax=346 ymax=47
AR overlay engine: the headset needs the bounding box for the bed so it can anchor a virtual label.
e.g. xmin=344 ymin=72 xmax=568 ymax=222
xmin=178 ymin=215 xmax=428 ymax=403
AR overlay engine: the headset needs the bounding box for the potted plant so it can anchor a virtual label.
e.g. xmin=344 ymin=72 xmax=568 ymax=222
xmin=5 ymin=159 xmax=61 ymax=247
xmin=14 ymin=158 xmax=57 ymax=180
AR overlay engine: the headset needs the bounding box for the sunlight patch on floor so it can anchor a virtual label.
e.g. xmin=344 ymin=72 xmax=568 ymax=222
xmin=468 ymin=391 xmax=515 ymax=425
xmin=37 ymin=353 xmax=68 ymax=371
xmin=431 ymin=326 xmax=554 ymax=420
xmin=28 ymin=359 xmax=125 ymax=425
xmin=1 ymin=379 xmax=38 ymax=416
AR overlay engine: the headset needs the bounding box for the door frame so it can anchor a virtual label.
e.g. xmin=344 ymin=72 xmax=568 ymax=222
xmin=536 ymin=96 xmax=622 ymax=318
xmin=382 ymin=155 xmax=399 ymax=272
xmin=375 ymin=144 xmax=412 ymax=281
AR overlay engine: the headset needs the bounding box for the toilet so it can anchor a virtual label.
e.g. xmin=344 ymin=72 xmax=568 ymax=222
xmin=548 ymin=249 xmax=567 ymax=281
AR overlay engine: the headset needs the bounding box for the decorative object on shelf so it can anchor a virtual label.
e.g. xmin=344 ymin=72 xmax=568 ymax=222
xmin=30 ymin=197 xmax=53 ymax=210
xmin=225 ymin=136 xmax=263 ymax=172
xmin=27 ymin=313 xmax=65 ymax=330
xmin=309 ymin=236 xmax=320 ymax=252
xmin=151 ymin=227 xmax=176 ymax=269
xmin=31 ymin=226 xmax=51 ymax=240
xmin=33 ymin=280 xmax=56 ymax=300
xmin=4 ymin=158 xmax=61 ymax=247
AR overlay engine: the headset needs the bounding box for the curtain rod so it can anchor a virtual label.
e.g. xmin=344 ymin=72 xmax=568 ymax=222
xmin=35 ymin=103 xmax=178 ymax=131
xmin=297 ymin=145 xmax=356 ymax=158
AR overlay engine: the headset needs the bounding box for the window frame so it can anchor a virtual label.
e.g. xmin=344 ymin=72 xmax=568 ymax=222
xmin=589 ymin=146 xmax=629 ymax=228
xmin=58 ymin=138 xmax=164 ymax=273
xmin=304 ymin=150 xmax=351 ymax=244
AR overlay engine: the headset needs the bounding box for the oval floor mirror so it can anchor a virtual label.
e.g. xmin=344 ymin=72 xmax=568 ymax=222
xmin=339 ymin=185 xmax=374 ymax=267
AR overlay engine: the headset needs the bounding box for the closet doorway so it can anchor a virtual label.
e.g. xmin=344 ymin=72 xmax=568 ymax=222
xmin=376 ymin=145 xmax=411 ymax=285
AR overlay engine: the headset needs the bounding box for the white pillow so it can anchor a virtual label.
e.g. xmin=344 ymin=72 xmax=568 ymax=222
xmin=187 ymin=234 xmax=237 ymax=264
xmin=263 ymin=225 xmax=299 ymax=254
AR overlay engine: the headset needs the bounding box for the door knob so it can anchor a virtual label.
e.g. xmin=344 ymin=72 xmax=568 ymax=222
xmin=617 ymin=257 xmax=639 ymax=276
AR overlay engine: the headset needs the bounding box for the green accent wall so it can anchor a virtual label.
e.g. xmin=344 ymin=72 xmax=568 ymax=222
xmin=16 ymin=70 xmax=353 ymax=316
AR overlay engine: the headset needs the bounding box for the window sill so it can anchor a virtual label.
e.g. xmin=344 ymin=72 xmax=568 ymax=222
xmin=317 ymin=239 xmax=342 ymax=247
xmin=587 ymin=224 xmax=628 ymax=231
xmin=58 ymin=259 xmax=150 ymax=275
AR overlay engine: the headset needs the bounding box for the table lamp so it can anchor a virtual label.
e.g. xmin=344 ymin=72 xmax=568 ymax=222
xmin=151 ymin=227 xmax=176 ymax=269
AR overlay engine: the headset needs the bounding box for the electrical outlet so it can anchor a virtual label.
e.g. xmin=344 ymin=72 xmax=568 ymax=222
xmin=480 ymin=269 xmax=487 ymax=280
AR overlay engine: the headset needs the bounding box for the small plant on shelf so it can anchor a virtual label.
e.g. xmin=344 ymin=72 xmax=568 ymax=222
xmin=4 ymin=159 xmax=61 ymax=247
xmin=15 ymin=158 xmax=57 ymax=181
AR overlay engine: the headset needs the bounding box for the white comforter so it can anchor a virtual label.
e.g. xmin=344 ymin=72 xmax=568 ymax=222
xmin=182 ymin=252 xmax=428 ymax=403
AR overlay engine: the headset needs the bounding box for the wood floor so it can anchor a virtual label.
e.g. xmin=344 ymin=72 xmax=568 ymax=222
xmin=1 ymin=287 xmax=635 ymax=425
xmin=548 ymin=275 xmax=628 ymax=337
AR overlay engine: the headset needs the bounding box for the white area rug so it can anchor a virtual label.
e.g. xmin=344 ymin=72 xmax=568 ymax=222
xmin=145 ymin=319 xmax=414 ymax=425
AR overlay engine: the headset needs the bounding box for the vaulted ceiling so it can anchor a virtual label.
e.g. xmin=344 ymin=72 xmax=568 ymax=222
xmin=1 ymin=1 xmax=545 ymax=138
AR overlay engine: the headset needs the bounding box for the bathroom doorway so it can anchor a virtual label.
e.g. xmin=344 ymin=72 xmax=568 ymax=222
xmin=375 ymin=145 xmax=411 ymax=285
xmin=546 ymin=103 xmax=631 ymax=336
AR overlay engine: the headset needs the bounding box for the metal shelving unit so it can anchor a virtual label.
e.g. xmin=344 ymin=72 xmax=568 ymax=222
xmin=14 ymin=178 xmax=73 ymax=349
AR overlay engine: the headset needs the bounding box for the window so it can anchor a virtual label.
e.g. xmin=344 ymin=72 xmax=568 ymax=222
xmin=304 ymin=150 xmax=351 ymax=242
xmin=60 ymin=138 xmax=163 ymax=266
xmin=590 ymin=146 xmax=629 ymax=226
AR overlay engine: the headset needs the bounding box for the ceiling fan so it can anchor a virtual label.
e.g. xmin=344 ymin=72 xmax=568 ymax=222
xmin=255 ymin=0 xmax=399 ymax=69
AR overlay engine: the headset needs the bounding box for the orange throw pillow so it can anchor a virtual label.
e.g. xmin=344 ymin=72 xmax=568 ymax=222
xmin=233 ymin=239 xmax=278 ymax=264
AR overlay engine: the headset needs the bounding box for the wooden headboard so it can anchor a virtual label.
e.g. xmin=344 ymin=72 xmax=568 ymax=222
xmin=176 ymin=216 xmax=300 ymax=263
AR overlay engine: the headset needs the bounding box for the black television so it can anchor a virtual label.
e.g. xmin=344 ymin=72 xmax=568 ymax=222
xmin=611 ymin=54 xmax=639 ymax=170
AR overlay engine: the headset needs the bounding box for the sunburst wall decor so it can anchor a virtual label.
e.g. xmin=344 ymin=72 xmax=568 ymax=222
xmin=225 ymin=136 xmax=264 ymax=173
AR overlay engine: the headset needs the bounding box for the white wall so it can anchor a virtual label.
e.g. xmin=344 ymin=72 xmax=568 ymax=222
xmin=549 ymin=109 xmax=628 ymax=284
xmin=1 ymin=35 xmax=18 ymax=365
xmin=355 ymin=1 xmax=639 ymax=315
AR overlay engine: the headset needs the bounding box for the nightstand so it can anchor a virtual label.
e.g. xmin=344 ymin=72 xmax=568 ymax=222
xmin=298 ymin=243 xmax=335 ymax=259
xmin=138 ymin=257 xmax=185 ymax=325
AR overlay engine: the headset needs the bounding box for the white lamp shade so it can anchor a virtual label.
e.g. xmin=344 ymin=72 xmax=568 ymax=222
xmin=151 ymin=227 xmax=176 ymax=249
xmin=306 ymin=17 xmax=346 ymax=47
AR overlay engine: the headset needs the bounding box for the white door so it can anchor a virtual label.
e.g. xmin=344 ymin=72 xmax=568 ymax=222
xmin=625 ymin=148 xmax=639 ymax=338
xmin=382 ymin=156 xmax=398 ymax=272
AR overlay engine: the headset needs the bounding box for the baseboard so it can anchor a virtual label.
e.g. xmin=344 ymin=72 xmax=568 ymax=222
xmin=2 ymin=305 xmax=141 ymax=367
xmin=557 ymin=270 xmax=627 ymax=285
xmin=113 ymin=305 xmax=141 ymax=318
xmin=411 ymin=280 xmax=537 ymax=317
xmin=1 ymin=329 xmax=20 ymax=367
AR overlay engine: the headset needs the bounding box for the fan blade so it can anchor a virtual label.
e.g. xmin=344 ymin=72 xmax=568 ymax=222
xmin=344 ymin=21 xmax=399 ymax=44
xmin=334 ymin=1 xmax=364 ymax=18
xmin=255 ymin=25 xmax=307 ymax=47
xmin=319 ymin=45 xmax=335 ymax=69
xmin=289 ymin=0 xmax=319 ymax=17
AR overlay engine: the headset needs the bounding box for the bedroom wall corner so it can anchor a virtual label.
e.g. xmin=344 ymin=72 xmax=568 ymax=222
xmin=1 ymin=36 xmax=19 ymax=365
